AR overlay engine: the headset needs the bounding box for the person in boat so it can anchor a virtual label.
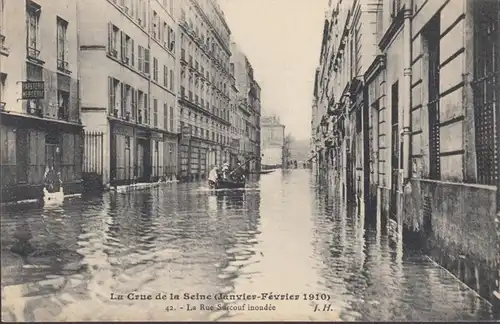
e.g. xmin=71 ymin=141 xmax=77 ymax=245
xmin=208 ymin=165 xmax=219 ymax=189
xmin=233 ymin=161 xmax=246 ymax=182
xmin=44 ymin=165 xmax=61 ymax=193
xmin=221 ymin=161 xmax=230 ymax=180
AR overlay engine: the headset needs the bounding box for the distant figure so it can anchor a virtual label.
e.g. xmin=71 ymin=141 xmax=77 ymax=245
xmin=222 ymin=161 xmax=230 ymax=180
xmin=234 ymin=162 xmax=245 ymax=182
xmin=208 ymin=165 xmax=219 ymax=189
xmin=44 ymin=166 xmax=61 ymax=193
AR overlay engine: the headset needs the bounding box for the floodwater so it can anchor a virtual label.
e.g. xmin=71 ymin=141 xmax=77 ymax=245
xmin=0 ymin=169 xmax=496 ymax=321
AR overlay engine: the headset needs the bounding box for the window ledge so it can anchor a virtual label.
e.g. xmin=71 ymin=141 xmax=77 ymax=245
xmin=27 ymin=55 xmax=45 ymax=66
xmin=57 ymin=67 xmax=72 ymax=76
xmin=0 ymin=46 xmax=9 ymax=57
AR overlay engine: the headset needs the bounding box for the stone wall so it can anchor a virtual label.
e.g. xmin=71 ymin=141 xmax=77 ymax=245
xmin=403 ymin=178 xmax=498 ymax=304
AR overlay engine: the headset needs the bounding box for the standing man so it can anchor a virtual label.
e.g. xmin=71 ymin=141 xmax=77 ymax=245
xmin=208 ymin=165 xmax=219 ymax=189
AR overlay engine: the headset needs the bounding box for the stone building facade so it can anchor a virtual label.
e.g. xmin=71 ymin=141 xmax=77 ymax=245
xmin=231 ymin=42 xmax=261 ymax=172
xmin=312 ymin=0 xmax=500 ymax=308
xmin=261 ymin=115 xmax=285 ymax=168
xmin=176 ymin=0 xmax=233 ymax=181
xmin=78 ymin=0 xmax=179 ymax=187
xmin=0 ymin=0 xmax=84 ymax=202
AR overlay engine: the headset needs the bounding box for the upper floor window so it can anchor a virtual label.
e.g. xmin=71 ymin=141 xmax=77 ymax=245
xmin=0 ymin=0 xmax=5 ymax=43
xmin=26 ymin=1 xmax=41 ymax=60
xmin=390 ymin=0 xmax=402 ymax=19
xmin=108 ymin=23 xmax=119 ymax=57
xmin=57 ymin=17 xmax=69 ymax=72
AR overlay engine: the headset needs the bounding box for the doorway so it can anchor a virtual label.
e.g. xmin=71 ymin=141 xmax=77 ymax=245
xmin=390 ymin=81 xmax=399 ymax=223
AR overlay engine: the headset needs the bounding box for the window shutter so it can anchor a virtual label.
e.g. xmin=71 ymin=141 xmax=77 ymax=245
xmin=121 ymin=32 xmax=126 ymax=61
xmin=64 ymin=26 xmax=69 ymax=64
xmin=144 ymin=48 xmax=150 ymax=74
xmin=131 ymin=39 xmax=135 ymax=66
xmin=164 ymin=103 xmax=168 ymax=131
xmin=121 ymin=82 xmax=125 ymax=117
xmin=108 ymin=77 xmax=113 ymax=114
xmin=108 ymin=22 xmax=113 ymax=54
xmin=138 ymin=46 xmax=143 ymax=72
xmin=170 ymin=106 xmax=174 ymax=131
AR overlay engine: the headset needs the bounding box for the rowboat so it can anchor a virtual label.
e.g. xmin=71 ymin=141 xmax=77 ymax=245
xmin=209 ymin=178 xmax=246 ymax=190
xmin=208 ymin=172 xmax=246 ymax=189
xmin=43 ymin=187 xmax=64 ymax=205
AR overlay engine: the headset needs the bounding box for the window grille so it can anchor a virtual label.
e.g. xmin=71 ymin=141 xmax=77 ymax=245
xmin=425 ymin=15 xmax=441 ymax=180
xmin=473 ymin=1 xmax=499 ymax=206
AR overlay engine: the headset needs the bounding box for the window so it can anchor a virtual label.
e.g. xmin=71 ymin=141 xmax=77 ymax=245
xmin=423 ymin=15 xmax=441 ymax=180
xmin=391 ymin=0 xmax=402 ymax=19
xmin=121 ymin=32 xmax=133 ymax=65
xmin=25 ymin=62 xmax=43 ymax=114
xmin=108 ymin=23 xmax=119 ymax=58
xmin=163 ymin=22 xmax=168 ymax=47
xmin=152 ymin=11 xmax=159 ymax=39
xmin=164 ymin=103 xmax=168 ymax=130
xmin=138 ymin=90 xmax=144 ymax=123
xmin=138 ymin=45 xmax=144 ymax=72
xmin=56 ymin=17 xmax=68 ymax=72
xmin=153 ymin=98 xmax=158 ymax=127
xmin=153 ymin=57 xmax=158 ymax=81
xmin=144 ymin=48 xmax=150 ymax=74
xmin=131 ymin=88 xmax=137 ymax=120
xmin=26 ymin=1 xmax=41 ymax=59
xmin=108 ymin=77 xmax=119 ymax=116
xmin=144 ymin=93 xmax=149 ymax=124
xmin=169 ymin=106 xmax=174 ymax=131
xmin=168 ymin=27 xmax=175 ymax=52
xmin=57 ymin=90 xmax=69 ymax=120
xmin=0 ymin=0 xmax=4 ymax=44
xmin=120 ymin=82 xmax=126 ymax=118
xmin=473 ymin=1 xmax=499 ymax=199
xmin=163 ymin=65 xmax=168 ymax=87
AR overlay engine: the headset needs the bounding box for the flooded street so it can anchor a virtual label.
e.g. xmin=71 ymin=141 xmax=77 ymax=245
xmin=1 ymin=170 xmax=496 ymax=321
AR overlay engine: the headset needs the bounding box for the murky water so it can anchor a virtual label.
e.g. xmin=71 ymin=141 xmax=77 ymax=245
xmin=1 ymin=170 xmax=496 ymax=321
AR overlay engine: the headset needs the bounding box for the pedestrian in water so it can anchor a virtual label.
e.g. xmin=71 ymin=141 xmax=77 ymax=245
xmin=222 ymin=160 xmax=230 ymax=180
xmin=208 ymin=165 xmax=219 ymax=189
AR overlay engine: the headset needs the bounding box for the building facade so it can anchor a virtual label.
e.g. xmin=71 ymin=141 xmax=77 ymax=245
xmin=176 ymin=0 xmax=233 ymax=181
xmin=312 ymin=0 xmax=500 ymax=308
xmin=78 ymin=0 xmax=179 ymax=188
xmin=261 ymin=115 xmax=285 ymax=168
xmin=0 ymin=0 xmax=84 ymax=202
xmin=231 ymin=42 xmax=261 ymax=172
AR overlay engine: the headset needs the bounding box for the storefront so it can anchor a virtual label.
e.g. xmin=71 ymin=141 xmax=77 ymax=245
xmin=0 ymin=112 xmax=83 ymax=202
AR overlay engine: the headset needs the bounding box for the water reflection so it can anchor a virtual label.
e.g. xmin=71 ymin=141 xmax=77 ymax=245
xmin=0 ymin=171 xmax=497 ymax=321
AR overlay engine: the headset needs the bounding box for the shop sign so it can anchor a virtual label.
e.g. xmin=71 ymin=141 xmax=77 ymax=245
xmin=22 ymin=81 xmax=45 ymax=99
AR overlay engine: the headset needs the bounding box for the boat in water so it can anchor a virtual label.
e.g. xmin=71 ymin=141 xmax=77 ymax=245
xmin=209 ymin=177 xmax=246 ymax=190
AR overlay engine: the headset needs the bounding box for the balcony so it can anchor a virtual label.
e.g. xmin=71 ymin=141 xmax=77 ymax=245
xmin=27 ymin=46 xmax=44 ymax=64
xmin=0 ymin=34 xmax=9 ymax=56
xmin=181 ymin=49 xmax=187 ymax=65
xmin=57 ymin=59 xmax=71 ymax=74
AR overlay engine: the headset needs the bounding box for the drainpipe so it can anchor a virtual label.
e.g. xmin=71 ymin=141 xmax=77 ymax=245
xmin=402 ymin=6 xmax=413 ymax=184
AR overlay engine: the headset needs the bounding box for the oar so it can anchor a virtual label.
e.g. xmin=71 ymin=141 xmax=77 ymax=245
xmin=228 ymin=155 xmax=256 ymax=176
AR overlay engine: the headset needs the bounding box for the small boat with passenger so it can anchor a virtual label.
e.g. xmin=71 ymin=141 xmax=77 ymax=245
xmin=208 ymin=160 xmax=249 ymax=190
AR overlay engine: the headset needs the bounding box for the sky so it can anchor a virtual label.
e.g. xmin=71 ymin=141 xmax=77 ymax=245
xmin=219 ymin=0 xmax=329 ymax=141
